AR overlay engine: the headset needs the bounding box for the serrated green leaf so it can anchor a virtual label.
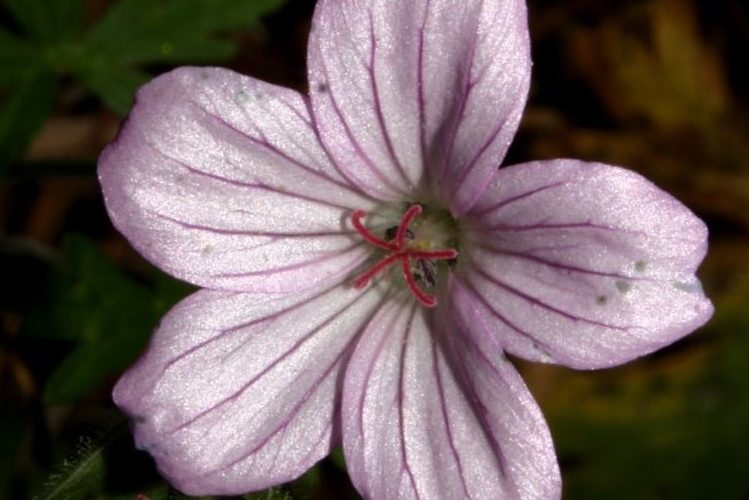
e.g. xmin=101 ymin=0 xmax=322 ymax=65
xmin=43 ymin=330 xmax=151 ymax=404
xmin=38 ymin=424 xmax=127 ymax=500
xmin=33 ymin=238 xmax=149 ymax=400
xmin=74 ymin=63 xmax=149 ymax=115
xmin=0 ymin=72 xmax=57 ymax=173
xmin=23 ymin=234 xmax=152 ymax=342
xmin=0 ymin=28 xmax=44 ymax=84
xmin=21 ymin=234 xmax=190 ymax=403
xmin=2 ymin=0 xmax=83 ymax=42
xmin=86 ymin=0 xmax=285 ymax=65
xmin=2 ymin=0 xmax=52 ymax=40
xmin=48 ymin=0 xmax=84 ymax=40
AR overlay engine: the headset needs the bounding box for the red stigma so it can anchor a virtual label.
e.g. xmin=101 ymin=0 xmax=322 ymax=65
xmin=352 ymin=205 xmax=457 ymax=307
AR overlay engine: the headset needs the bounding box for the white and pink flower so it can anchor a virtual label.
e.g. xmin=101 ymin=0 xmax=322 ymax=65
xmin=99 ymin=0 xmax=713 ymax=498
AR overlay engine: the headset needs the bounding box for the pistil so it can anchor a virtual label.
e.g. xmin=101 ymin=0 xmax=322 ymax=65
xmin=352 ymin=205 xmax=458 ymax=307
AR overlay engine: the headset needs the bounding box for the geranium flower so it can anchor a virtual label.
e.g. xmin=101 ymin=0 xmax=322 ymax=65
xmin=99 ymin=0 xmax=713 ymax=498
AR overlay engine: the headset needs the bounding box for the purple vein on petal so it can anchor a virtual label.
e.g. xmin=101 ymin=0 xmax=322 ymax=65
xmin=397 ymin=304 xmax=422 ymax=500
xmin=448 ymin=109 xmax=515 ymax=201
xmin=210 ymin=243 xmax=365 ymax=279
xmin=218 ymin=254 xmax=366 ymax=361
xmin=146 ymin=142 xmax=263 ymax=189
xmin=147 ymin=143 xmax=357 ymax=212
xmin=354 ymin=299 xmax=412 ymax=490
xmin=472 ymin=268 xmax=630 ymax=331
xmin=227 ymin=184 xmax=358 ymax=212
xmin=430 ymin=336 xmax=471 ymax=499
xmin=504 ymin=243 xmax=584 ymax=256
xmin=301 ymin=97 xmax=375 ymax=201
xmin=201 ymin=294 xmax=391 ymax=477
xmin=316 ymin=50 xmax=409 ymax=197
xmin=431 ymin=5 xmax=481 ymax=185
xmin=470 ymin=181 xmax=568 ymax=217
xmin=366 ymin=12 xmax=413 ymax=190
xmin=440 ymin=298 xmax=510 ymax=483
xmin=455 ymin=278 xmax=554 ymax=358
xmin=168 ymin=287 xmax=380 ymax=434
xmin=296 ymin=419 xmax=335 ymax=468
xmin=447 ymin=10 xmax=529 ymax=207
xmin=487 ymin=221 xmax=624 ymax=233
xmin=474 ymin=245 xmax=657 ymax=283
xmin=260 ymin=90 xmax=315 ymax=128
xmin=186 ymin=99 xmax=360 ymax=194
xmin=202 ymin=352 xmax=339 ymax=476
xmin=153 ymin=283 xmax=362 ymax=393
xmin=271 ymin=418 xmax=333 ymax=476
xmin=152 ymin=284 xmax=344 ymax=389
xmin=416 ymin=0 xmax=431 ymax=172
xmin=149 ymin=210 xmax=349 ymax=239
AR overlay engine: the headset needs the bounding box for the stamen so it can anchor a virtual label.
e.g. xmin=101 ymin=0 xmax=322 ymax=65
xmin=417 ymin=259 xmax=437 ymax=288
xmin=352 ymin=209 xmax=397 ymax=251
xmin=353 ymin=253 xmax=403 ymax=289
xmin=401 ymin=258 xmax=437 ymax=307
xmin=395 ymin=205 xmax=422 ymax=248
xmin=351 ymin=204 xmax=457 ymax=308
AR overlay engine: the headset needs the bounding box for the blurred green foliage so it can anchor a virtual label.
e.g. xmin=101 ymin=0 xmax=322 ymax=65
xmin=549 ymin=305 xmax=749 ymax=500
xmin=23 ymin=234 xmax=190 ymax=404
xmin=0 ymin=0 xmax=285 ymax=171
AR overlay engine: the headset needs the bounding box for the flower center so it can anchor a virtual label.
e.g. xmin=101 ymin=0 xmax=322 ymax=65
xmin=351 ymin=205 xmax=458 ymax=307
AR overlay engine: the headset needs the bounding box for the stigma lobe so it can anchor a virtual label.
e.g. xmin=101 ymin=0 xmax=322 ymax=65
xmin=351 ymin=205 xmax=457 ymax=307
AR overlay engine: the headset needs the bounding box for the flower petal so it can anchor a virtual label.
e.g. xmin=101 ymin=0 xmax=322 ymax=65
xmin=342 ymin=301 xmax=560 ymax=499
xmin=99 ymin=67 xmax=374 ymax=293
xmin=460 ymin=160 xmax=714 ymax=369
xmin=113 ymin=283 xmax=384 ymax=496
xmin=308 ymin=0 xmax=531 ymax=214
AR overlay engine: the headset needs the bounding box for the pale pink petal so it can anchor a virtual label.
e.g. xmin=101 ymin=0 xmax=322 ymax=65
xmin=113 ymin=283 xmax=385 ymax=496
xmin=342 ymin=300 xmax=560 ymax=499
xmin=458 ymin=160 xmax=714 ymax=369
xmin=308 ymin=0 xmax=531 ymax=214
xmin=99 ymin=66 xmax=375 ymax=293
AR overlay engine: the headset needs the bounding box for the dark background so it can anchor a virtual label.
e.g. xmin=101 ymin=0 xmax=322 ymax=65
xmin=1 ymin=0 xmax=748 ymax=498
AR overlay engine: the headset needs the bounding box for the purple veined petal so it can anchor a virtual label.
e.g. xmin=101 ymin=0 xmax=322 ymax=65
xmin=308 ymin=0 xmax=531 ymax=214
xmin=458 ymin=159 xmax=714 ymax=369
xmin=113 ymin=282 xmax=385 ymax=496
xmin=341 ymin=298 xmax=560 ymax=499
xmin=99 ymin=67 xmax=376 ymax=293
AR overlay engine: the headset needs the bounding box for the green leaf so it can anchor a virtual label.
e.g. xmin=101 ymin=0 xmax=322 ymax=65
xmin=2 ymin=0 xmax=52 ymax=40
xmin=86 ymin=0 xmax=285 ymax=65
xmin=24 ymin=235 xmax=150 ymax=342
xmin=0 ymin=72 xmax=57 ymax=173
xmin=40 ymin=42 xmax=146 ymax=114
xmin=0 ymin=28 xmax=44 ymax=84
xmin=38 ymin=424 xmax=126 ymax=500
xmin=43 ymin=332 xmax=150 ymax=403
xmin=22 ymin=234 xmax=190 ymax=403
xmin=74 ymin=63 xmax=149 ymax=115
xmin=2 ymin=0 xmax=83 ymax=42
